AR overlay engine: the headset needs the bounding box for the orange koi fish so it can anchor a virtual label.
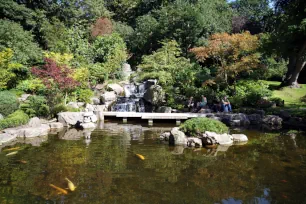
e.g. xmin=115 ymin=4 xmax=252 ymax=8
xmin=135 ymin=154 xmax=145 ymax=160
xmin=49 ymin=184 xmax=68 ymax=195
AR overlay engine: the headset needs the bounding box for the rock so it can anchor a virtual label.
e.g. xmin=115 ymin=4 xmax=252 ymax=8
xmin=93 ymin=105 xmax=106 ymax=112
xmin=90 ymin=114 xmax=98 ymax=123
xmin=156 ymin=106 xmax=172 ymax=113
xmin=283 ymin=117 xmax=306 ymax=130
xmin=101 ymin=91 xmax=117 ymax=103
xmin=24 ymin=135 xmax=48 ymax=146
xmin=81 ymin=122 xmax=96 ymax=129
xmin=0 ymin=113 xmax=3 ymax=120
xmin=202 ymin=131 xmax=233 ymax=145
xmin=91 ymin=97 xmax=100 ymax=105
xmin=255 ymin=110 xmax=265 ymax=117
xmin=28 ymin=117 xmax=42 ymax=128
xmin=247 ymin=114 xmax=262 ymax=125
xmin=107 ymin=84 xmax=124 ymax=95
xmin=19 ymin=94 xmax=31 ymax=102
xmin=59 ymin=128 xmax=83 ymax=140
xmin=77 ymin=102 xmax=85 ymax=107
xmin=199 ymin=109 xmax=212 ymax=113
xmin=232 ymin=134 xmax=248 ymax=142
xmin=171 ymin=146 xmax=185 ymax=155
xmin=67 ymin=102 xmax=79 ymax=109
xmin=0 ymin=133 xmax=17 ymax=145
xmin=23 ymin=124 xmax=50 ymax=138
xmin=262 ymin=115 xmax=283 ymax=126
xmin=160 ymin=132 xmax=171 ymax=141
xmin=85 ymin=104 xmax=95 ymax=112
xmin=279 ymin=110 xmax=291 ymax=120
xmin=232 ymin=113 xmax=250 ymax=126
xmin=187 ymin=137 xmax=202 ymax=147
xmin=170 ymin=127 xmax=188 ymax=145
xmin=49 ymin=122 xmax=64 ymax=129
xmin=231 ymin=120 xmax=241 ymax=126
xmin=95 ymin=84 xmax=105 ymax=90
xmin=143 ymin=85 xmax=165 ymax=105
xmin=58 ymin=112 xmax=84 ymax=126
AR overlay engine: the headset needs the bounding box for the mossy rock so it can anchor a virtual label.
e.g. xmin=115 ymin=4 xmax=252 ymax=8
xmin=179 ymin=117 xmax=229 ymax=136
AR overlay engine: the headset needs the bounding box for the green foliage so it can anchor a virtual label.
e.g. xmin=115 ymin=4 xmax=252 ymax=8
xmin=229 ymin=80 xmax=272 ymax=108
xmin=16 ymin=78 xmax=46 ymax=94
xmin=76 ymin=89 xmax=94 ymax=103
xmin=73 ymin=68 xmax=90 ymax=88
xmin=0 ymin=48 xmax=24 ymax=89
xmin=0 ymin=91 xmax=19 ymax=117
xmin=0 ymin=110 xmax=29 ymax=130
xmin=0 ymin=19 xmax=42 ymax=65
xmin=90 ymin=33 xmax=127 ymax=82
xmin=51 ymin=104 xmax=68 ymax=117
xmin=180 ymin=117 xmax=229 ymax=136
xmin=20 ymin=95 xmax=50 ymax=118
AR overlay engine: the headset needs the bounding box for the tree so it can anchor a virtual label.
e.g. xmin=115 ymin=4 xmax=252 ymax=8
xmin=90 ymin=33 xmax=127 ymax=82
xmin=0 ymin=48 xmax=23 ymax=89
xmin=270 ymin=0 xmax=306 ymax=87
xmin=230 ymin=0 xmax=272 ymax=34
xmin=0 ymin=19 xmax=42 ymax=65
xmin=190 ymin=32 xmax=261 ymax=87
xmin=31 ymin=58 xmax=79 ymax=104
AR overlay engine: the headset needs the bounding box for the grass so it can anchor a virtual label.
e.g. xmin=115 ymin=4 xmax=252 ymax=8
xmin=266 ymin=81 xmax=306 ymax=108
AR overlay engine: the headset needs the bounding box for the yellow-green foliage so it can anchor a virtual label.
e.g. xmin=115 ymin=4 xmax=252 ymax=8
xmin=73 ymin=67 xmax=90 ymax=88
xmin=0 ymin=48 xmax=23 ymax=89
xmin=44 ymin=51 xmax=73 ymax=66
xmin=16 ymin=78 xmax=46 ymax=94
xmin=0 ymin=110 xmax=29 ymax=130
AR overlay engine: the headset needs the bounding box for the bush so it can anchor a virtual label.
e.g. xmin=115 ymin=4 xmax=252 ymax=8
xmin=20 ymin=95 xmax=50 ymax=118
xmin=180 ymin=117 xmax=229 ymax=136
xmin=0 ymin=110 xmax=29 ymax=130
xmin=16 ymin=79 xmax=46 ymax=94
xmin=77 ymin=89 xmax=94 ymax=103
xmin=51 ymin=104 xmax=68 ymax=117
xmin=0 ymin=91 xmax=19 ymax=117
xmin=269 ymin=97 xmax=284 ymax=107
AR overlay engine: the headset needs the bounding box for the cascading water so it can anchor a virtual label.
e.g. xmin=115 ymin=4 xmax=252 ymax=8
xmin=111 ymin=81 xmax=154 ymax=112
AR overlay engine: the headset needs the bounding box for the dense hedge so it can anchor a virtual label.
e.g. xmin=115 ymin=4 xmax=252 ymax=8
xmin=0 ymin=110 xmax=29 ymax=130
xmin=20 ymin=95 xmax=50 ymax=118
xmin=0 ymin=91 xmax=19 ymax=117
xmin=180 ymin=117 xmax=229 ymax=135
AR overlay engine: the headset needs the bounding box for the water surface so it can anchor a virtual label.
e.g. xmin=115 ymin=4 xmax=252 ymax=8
xmin=0 ymin=122 xmax=306 ymax=203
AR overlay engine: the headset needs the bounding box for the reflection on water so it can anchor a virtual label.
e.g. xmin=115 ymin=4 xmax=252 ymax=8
xmin=0 ymin=122 xmax=306 ymax=203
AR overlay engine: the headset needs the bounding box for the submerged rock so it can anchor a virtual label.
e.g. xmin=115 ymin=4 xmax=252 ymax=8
xmin=262 ymin=115 xmax=282 ymax=126
xmin=107 ymin=84 xmax=124 ymax=95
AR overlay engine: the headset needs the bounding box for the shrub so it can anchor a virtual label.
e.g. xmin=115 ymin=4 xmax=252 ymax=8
xmin=0 ymin=91 xmax=19 ymax=117
xmin=180 ymin=117 xmax=229 ymax=136
xmin=77 ymin=89 xmax=94 ymax=103
xmin=269 ymin=97 xmax=284 ymax=107
xmin=16 ymin=79 xmax=46 ymax=94
xmin=51 ymin=104 xmax=68 ymax=117
xmin=0 ymin=110 xmax=29 ymax=130
xmin=20 ymin=95 xmax=50 ymax=118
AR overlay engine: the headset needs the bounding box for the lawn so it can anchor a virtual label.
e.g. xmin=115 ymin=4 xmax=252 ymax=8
xmin=267 ymin=81 xmax=306 ymax=107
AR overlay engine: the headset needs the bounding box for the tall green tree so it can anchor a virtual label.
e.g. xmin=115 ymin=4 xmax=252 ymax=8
xmin=0 ymin=19 xmax=42 ymax=65
xmin=270 ymin=0 xmax=306 ymax=87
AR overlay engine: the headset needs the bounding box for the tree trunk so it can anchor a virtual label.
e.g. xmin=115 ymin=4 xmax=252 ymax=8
xmin=281 ymin=41 xmax=306 ymax=87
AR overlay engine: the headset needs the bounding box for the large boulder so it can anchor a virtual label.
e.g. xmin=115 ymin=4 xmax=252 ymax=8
xmin=156 ymin=106 xmax=172 ymax=113
xmin=58 ymin=112 xmax=84 ymax=126
xmin=187 ymin=137 xmax=202 ymax=147
xmin=202 ymin=131 xmax=233 ymax=145
xmin=170 ymin=127 xmax=188 ymax=145
xmin=28 ymin=117 xmax=41 ymax=128
xmin=107 ymin=84 xmax=124 ymax=95
xmin=90 ymin=97 xmax=100 ymax=105
xmin=143 ymin=85 xmax=165 ymax=105
xmin=0 ymin=133 xmax=17 ymax=145
xmin=262 ymin=115 xmax=283 ymax=126
xmin=247 ymin=114 xmax=262 ymax=125
xmin=49 ymin=122 xmax=64 ymax=129
xmin=23 ymin=124 xmax=50 ymax=138
xmin=101 ymin=91 xmax=117 ymax=104
xmin=232 ymin=134 xmax=248 ymax=143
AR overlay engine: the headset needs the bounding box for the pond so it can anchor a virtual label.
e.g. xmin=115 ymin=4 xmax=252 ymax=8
xmin=0 ymin=122 xmax=306 ymax=203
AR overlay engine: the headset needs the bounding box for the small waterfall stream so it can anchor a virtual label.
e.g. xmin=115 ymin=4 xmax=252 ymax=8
xmin=111 ymin=81 xmax=154 ymax=112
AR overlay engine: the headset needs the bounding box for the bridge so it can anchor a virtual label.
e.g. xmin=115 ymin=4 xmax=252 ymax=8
xmin=98 ymin=111 xmax=209 ymax=125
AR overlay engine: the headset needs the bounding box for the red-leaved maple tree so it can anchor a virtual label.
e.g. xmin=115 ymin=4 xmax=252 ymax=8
xmin=32 ymin=58 xmax=79 ymax=104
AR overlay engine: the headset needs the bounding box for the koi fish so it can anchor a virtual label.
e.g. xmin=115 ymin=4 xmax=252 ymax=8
xmin=65 ymin=177 xmax=76 ymax=191
xmin=49 ymin=184 xmax=68 ymax=195
xmin=281 ymin=180 xmax=288 ymax=183
xmin=135 ymin=154 xmax=145 ymax=160
xmin=19 ymin=160 xmax=27 ymax=164
xmin=282 ymin=194 xmax=288 ymax=199
xmin=3 ymin=147 xmax=20 ymax=151
xmin=6 ymin=151 xmax=18 ymax=156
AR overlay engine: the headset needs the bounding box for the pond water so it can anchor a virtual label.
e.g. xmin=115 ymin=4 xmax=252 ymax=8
xmin=0 ymin=122 xmax=306 ymax=204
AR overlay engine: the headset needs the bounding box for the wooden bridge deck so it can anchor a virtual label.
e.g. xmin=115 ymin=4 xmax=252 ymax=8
xmin=100 ymin=112 xmax=208 ymax=125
